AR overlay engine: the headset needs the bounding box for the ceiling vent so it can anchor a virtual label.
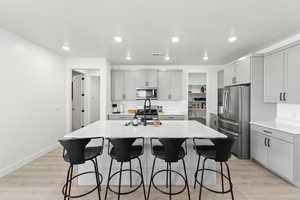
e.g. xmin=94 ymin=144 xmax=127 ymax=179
xmin=152 ymin=52 xmax=164 ymax=57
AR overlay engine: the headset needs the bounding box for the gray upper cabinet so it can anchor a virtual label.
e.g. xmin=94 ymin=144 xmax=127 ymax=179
xmin=158 ymin=70 xmax=182 ymax=100
xmin=111 ymin=70 xmax=125 ymax=100
xmin=264 ymin=52 xmax=285 ymax=103
xmin=224 ymin=57 xmax=251 ymax=86
xmin=264 ymin=44 xmax=300 ymax=103
xmin=135 ymin=70 xmax=158 ymax=88
xmin=112 ymin=69 xmax=182 ymax=101
xmin=286 ymin=45 xmax=300 ymax=103
xmin=170 ymin=71 xmax=182 ymax=100
xmin=158 ymin=71 xmax=170 ymax=100
xmin=124 ymin=71 xmax=136 ymax=100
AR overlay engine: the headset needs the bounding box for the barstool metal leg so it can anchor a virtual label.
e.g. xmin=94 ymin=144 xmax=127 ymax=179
xmin=169 ymin=162 xmax=172 ymax=200
xmin=118 ymin=162 xmax=123 ymax=200
xmin=64 ymin=165 xmax=72 ymax=200
xmin=129 ymin=160 xmax=132 ymax=187
xmin=194 ymin=154 xmax=201 ymax=189
xmin=104 ymin=158 xmax=113 ymax=200
xmin=166 ymin=162 xmax=169 ymax=188
xmin=67 ymin=165 xmax=74 ymax=200
xmin=220 ymin=162 xmax=225 ymax=193
xmin=95 ymin=158 xmax=102 ymax=192
xmin=199 ymin=157 xmax=207 ymax=200
xmin=182 ymin=159 xmax=191 ymax=200
xmin=225 ymin=162 xmax=234 ymax=200
xmin=137 ymin=157 xmax=147 ymax=200
xmin=147 ymin=157 xmax=157 ymax=200
xmin=92 ymin=159 xmax=101 ymax=200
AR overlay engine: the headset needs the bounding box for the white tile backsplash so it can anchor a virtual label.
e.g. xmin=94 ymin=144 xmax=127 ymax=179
xmin=276 ymin=104 xmax=300 ymax=125
xmin=112 ymin=100 xmax=187 ymax=114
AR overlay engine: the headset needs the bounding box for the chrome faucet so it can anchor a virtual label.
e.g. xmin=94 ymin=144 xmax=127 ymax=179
xmin=143 ymin=98 xmax=151 ymax=126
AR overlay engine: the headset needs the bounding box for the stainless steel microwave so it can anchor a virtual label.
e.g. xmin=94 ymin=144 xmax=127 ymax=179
xmin=136 ymin=87 xmax=158 ymax=100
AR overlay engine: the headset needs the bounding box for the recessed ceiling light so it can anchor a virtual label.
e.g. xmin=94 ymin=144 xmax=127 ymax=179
xmin=61 ymin=44 xmax=70 ymax=51
xmin=228 ymin=36 xmax=237 ymax=43
xmin=165 ymin=56 xmax=170 ymax=61
xmin=114 ymin=36 xmax=123 ymax=43
xmin=203 ymin=52 xmax=208 ymax=61
xmin=125 ymin=55 xmax=132 ymax=60
xmin=238 ymin=56 xmax=247 ymax=61
xmin=171 ymin=36 xmax=180 ymax=43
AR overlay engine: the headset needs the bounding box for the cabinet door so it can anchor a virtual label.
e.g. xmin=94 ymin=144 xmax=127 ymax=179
xmin=170 ymin=71 xmax=182 ymax=100
xmin=158 ymin=71 xmax=171 ymax=100
xmin=146 ymin=70 xmax=158 ymax=87
xmin=124 ymin=71 xmax=136 ymax=100
xmin=135 ymin=70 xmax=147 ymax=87
xmin=264 ymin=52 xmax=285 ymax=103
xmin=269 ymin=137 xmax=294 ymax=182
xmin=111 ymin=70 xmax=124 ymax=100
xmin=286 ymin=45 xmax=300 ymax=103
xmin=236 ymin=57 xmax=251 ymax=84
xmin=224 ymin=64 xmax=236 ymax=86
xmin=250 ymin=131 xmax=268 ymax=167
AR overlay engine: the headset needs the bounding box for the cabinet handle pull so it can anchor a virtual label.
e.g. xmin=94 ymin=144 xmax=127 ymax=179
xmin=283 ymin=92 xmax=286 ymax=101
xmin=268 ymin=138 xmax=271 ymax=147
xmin=263 ymin=130 xmax=272 ymax=134
xmin=280 ymin=92 xmax=282 ymax=101
xmin=264 ymin=138 xmax=267 ymax=146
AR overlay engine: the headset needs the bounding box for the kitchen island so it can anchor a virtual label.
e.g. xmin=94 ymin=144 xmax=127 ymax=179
xmin=64 ymin=120 xmax=226 ymax=186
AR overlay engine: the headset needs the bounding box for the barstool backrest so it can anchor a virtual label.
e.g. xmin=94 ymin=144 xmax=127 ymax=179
xmin=213 ymin=137 xmax=235 ymax=162
xmin=159 ymin=138 xmax=186 ymax=162
xmin=109 ymin=138 xmax=136 ymax=162
xmin=58 ymin=138 xmax=91 ymax=165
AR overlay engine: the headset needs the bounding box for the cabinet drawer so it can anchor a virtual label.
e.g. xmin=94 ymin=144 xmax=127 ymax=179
xmin=159 ymin=115 xmax=184 ymax=120
xmin=251 ymin=124 xmax=294 ymax=143
xmin=108 ymin=115 xmax=133 ymax=120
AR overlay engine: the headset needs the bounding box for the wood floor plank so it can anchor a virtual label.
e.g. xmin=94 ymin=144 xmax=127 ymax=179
xmin=0 ymin=148 xmax=300 ymax=200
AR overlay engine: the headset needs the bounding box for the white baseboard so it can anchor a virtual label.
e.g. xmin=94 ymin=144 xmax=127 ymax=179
xmin=0 ymin=143 xmax=59 ymax=178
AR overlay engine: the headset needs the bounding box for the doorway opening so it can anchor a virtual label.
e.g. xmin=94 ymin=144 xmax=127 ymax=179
xmin=72 ymin=69 xmax=100 ymax=131
xmin=188 ymin=72 xmax=207 ymax=125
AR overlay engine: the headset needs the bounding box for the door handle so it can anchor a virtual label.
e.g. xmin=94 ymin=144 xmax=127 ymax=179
xmin=263 ymin=130 xmax=272 ymax=134
xmin=264 ymin=138 xmax=267 ymax=147
xmin=283 ymin=92 xmax=286 ymax=101
xmin=268 ymin=138 xmax=271 ymax=147
xmin=280 ymin=92 xmax=282 ymax=101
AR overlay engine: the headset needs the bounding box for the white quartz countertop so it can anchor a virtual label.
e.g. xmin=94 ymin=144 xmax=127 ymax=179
xmin=108 ymin=112 xmax=185 ymax=116
xmin=250 ymin=121 xmax=300 ymax=135
xmin=65 ymin=120 xmax=226 ymax=139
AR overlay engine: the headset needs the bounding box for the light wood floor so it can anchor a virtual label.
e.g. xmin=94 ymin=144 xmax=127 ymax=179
xmin=1 ymin=148 xmax=300 ymax=200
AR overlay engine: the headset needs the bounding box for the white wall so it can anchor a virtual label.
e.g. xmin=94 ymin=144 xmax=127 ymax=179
xmin=65 ymin=58 xmax=111 ymax=132
xmin=0 ymin=28 xmax=65 ymax=177
xmin=112 ymin=65 xmax=221 ymax=118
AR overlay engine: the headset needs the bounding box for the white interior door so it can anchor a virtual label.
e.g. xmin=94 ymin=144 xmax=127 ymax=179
xmin=72 ymin=75 xmax=83 ymax=131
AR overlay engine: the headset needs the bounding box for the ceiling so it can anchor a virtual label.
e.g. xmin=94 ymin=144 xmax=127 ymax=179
xmin=1 ymin=0 xmax=300 ymax=65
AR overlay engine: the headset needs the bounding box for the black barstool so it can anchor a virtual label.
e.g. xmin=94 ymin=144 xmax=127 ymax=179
xmin=193 ymin=138 xmax=216 ymax=189
xmin=59 ymin=137 xmax=104 ymax=200
xmin=104 ymin=137 xmax=146 ymax=200
xmin=147 ymin=138 xmax=191 ymax=200
xmin=193 ymin=137 xmax=235 ymax=200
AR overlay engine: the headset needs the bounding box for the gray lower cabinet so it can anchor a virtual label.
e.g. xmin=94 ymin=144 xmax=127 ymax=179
xmin=108 ymin=114 xmax=134 ymax=120
xmin=251 ymin=124 xmax=294 ymax=183
xmin=159 ymin=115 xmax=184 ymax=120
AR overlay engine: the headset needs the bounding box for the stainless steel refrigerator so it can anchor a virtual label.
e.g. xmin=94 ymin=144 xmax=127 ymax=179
xmin=218 ymin=85 xmax=250 ymax=159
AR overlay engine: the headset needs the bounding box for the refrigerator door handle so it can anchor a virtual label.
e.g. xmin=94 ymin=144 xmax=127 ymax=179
xmin=219 ymin=118 xmax=239 ymax=126
xmin=219 ymin=127 xmax=239 ymax=137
